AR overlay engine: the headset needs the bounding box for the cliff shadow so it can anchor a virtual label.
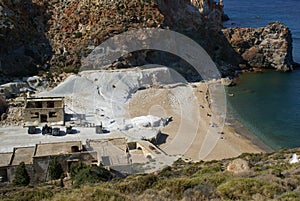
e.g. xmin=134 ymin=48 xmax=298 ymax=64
xmin=155 ymin=0 xmax=245 ymax=77
xmin=0 ymin=0 xmax=53 ymax=77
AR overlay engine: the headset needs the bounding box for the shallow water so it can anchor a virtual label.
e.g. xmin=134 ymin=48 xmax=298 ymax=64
xmin=223 ymin=0 xmax=300 ymax=150
xmin=227 ymin=70 xmax=300 ymax=149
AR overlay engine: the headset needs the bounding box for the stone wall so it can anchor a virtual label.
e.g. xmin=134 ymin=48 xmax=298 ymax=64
xmin=7 ymin=164 xmax=34 ymax=183
xmin=32 ymin=152 xmax=97 ymax=183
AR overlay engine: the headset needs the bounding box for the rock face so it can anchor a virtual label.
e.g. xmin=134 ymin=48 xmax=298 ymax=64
xmin=222 ymin=22 xmax=294 ymax=71
xmin=0 ymin=0 xmax=52 ymax=76
xmin=227 ymin=158 xmax=250 ymax=174
xmin=0 ymin=0 xmax=296 ymax=78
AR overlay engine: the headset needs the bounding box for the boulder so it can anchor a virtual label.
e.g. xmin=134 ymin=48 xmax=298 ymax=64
xmin=221 ymin=77 xmax=234 ymax=86
xmin=227 ymin=158 xmax=250 ymax=173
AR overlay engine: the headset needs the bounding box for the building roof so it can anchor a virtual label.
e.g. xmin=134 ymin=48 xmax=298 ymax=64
xmin=34 ymin=141 xmax=82 ymax=157
xmin=10 ymin=147 xmax=35 ymax=166
xmin=26 ymin=97 xmax=64 ymax=102
xmin=0 ymin=152 xmax=13 ymax=167
xmin=89 ymin=138 xmax=128 ymax=166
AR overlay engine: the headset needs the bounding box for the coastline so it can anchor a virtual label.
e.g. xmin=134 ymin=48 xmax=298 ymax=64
xmin=225 ymin=117 xmax=274 ymax=153
xmin=128 ymin=81 xmax=268 ymax=161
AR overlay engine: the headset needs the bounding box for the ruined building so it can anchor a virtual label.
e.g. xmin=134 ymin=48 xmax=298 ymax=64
xmin=23 ymin=97 xmax=65 ymax=125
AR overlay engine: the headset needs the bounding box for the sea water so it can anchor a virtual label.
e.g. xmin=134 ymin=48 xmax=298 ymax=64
xmin=223 ymin=0 xmax=300 ymax=149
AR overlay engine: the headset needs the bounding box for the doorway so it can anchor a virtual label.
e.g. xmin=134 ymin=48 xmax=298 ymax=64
xmin=40 ymin=114 xmax=47 ymax=123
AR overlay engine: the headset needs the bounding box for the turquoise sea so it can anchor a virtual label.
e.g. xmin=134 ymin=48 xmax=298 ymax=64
xmin=223 ymin=0 xmax=300 ymax=149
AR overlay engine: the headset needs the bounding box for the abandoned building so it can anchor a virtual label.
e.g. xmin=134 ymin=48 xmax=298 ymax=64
xmin=23 ymin=97 xmax=65 ymax=125
xmin=0 ymin=136 xmax=167 ymax=183
xmin=0 ymin=141 xmax=97 ymax=183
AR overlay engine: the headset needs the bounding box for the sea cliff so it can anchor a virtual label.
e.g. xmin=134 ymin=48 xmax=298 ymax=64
xmin=0 ymin=0 xmax=296 ymax=78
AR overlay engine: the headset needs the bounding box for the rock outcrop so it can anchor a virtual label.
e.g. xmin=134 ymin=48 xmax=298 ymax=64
xmin=223 ymin=22 xmax=294 ymax=71
xmin=227 ymin=158 xmax=250 ymax=174
xmin=0 ymin=0 xmax=296 ymax=78
xmin=0 ymin=0 xmax=52 ymax=76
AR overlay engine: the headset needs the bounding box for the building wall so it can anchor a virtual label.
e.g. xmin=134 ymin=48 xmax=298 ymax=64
xmin=32 ymin=152 xmax=97 ymax=183
xmin=23 ymin=98 xmax=64 ymax=124
xmin=0 ymin=167 xmax=8 ymax=181
xmin=23 ymin=108 xmax=64 ymax=123
xmin=7 ymin=164 xmax=34 ymax=183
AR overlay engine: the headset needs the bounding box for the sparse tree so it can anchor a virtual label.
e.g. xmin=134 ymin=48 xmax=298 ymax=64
xmin=74 ymin=165 xmax=111 ymax=186
xmin=70 ymin=161 xmax=87 ymax=180
xmin=48 ymin=157 xmax=64 ymax=180
xmin=13 ymin=162 xmax=30 ymax=186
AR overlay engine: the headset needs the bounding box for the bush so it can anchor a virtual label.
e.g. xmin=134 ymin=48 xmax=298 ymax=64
xmin=13 ymin=162 xmax=30 ymax=186
xmin=194 ymin=163 xmax=222 ymax=175
xmin=116 ymin=174 xmax=158 ymax=194
xmin=157 ymin=178 xmax=196 ymax=200
xmin=217 ymin=178 xmax=284 ymax=200
xmin=278 ymin=192 xmax=300 ymax=200
xmin=48 ymin=158 xmax=64 ymax=180
xmin=70 ymin=161 xmax=87 ymax=179
xmin=74 ymin=166 xmax=111 ymax=186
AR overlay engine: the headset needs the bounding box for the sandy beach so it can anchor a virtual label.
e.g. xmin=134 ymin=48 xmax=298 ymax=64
xmin=129 ymin=81 xmax=266 ymax=161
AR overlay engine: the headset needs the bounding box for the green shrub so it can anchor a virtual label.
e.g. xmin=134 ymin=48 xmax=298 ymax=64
xmin=48 ymin=158 xmax=64 ymax=180
xmin=195 ymin=163 xmax=222 ymax=175
xmin=217 ymin=178 xmax=284 ymax=200
xmin=83 ymin=187 xmax=126 ymax=201
xmin=196 ymin=172 xmax=228 ymax=188
xmin=278 ymin=191 xmax=300 ymax=200
xmin=157 ymin=178 xmax=196 ymax=200
xmin=70 ymin=162 xmax=88 ymax=179
xmin=74 ymin=32 xmax=82 ymax=38
xmin=159 ymin=166 xmax=173 ymax=178
xmin=74 ymin=166 xmax=111 ymax=186
xmin=116 ymin=174 xmax=158 ymax=194
xmin=13 ymin=162 xmax=30 ymax=186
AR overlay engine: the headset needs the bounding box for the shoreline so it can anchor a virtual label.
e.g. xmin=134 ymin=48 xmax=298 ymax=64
xmin=128 ymin=81 xmax=267 ymax=161
xmin=226 ymin=117 xmax=274 ymax=153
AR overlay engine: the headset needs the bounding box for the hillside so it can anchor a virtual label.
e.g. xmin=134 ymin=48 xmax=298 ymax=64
xmin=0 ymin=0 xmax=295 ymax=80
xmin=1 ymin=149 xmax=300 ymax=200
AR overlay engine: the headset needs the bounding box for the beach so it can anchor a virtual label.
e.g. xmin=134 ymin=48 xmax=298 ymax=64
xmin=129 ymin=81 xmax=266 ymax=161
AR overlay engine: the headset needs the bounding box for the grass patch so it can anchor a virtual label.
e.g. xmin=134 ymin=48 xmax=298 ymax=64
xmin=217 ymin=178 xmax=284 ymax=200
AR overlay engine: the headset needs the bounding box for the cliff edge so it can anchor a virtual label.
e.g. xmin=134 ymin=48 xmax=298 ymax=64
xmin=0 ymin=0 xmax=296 ymax=78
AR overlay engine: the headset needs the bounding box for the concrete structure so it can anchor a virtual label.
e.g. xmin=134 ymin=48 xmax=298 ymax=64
xmin=34 ymin=141 xmax=82 ymax=157
xmin=23 ymin=97 xmax=64 ymax=125
xmin=0 ymin=152 xmax=13 ymax=181
xmin=32 ymin=141 xmax=97 ymax=183
xmin=0 ymin=135 xmax=171 ymax=183
xmin=87 ymin=138 xmax=129 ymax=167
xmin=6 ymin=146 xmax=35 ymax=183
xmin=0 ymin=141 xmax=97 ymax=183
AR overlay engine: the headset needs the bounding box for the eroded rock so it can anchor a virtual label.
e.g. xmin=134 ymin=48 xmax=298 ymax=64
xmin=222 ymin=22 xmax=294 ymax=71
xmin=227 ymin=158 xmax=250 ymax=173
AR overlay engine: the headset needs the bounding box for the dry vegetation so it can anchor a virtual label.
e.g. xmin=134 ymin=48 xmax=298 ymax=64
xmin=1 ymin=149 xmax=300 ymax=200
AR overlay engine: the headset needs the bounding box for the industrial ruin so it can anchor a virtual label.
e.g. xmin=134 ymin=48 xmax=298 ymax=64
xmin=23 ymin=97 xmax=65 ymax=125
xmin=0 ymin=137 xmax=170 ymax=183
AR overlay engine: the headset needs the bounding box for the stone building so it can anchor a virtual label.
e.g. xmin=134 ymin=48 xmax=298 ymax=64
xmin=23 ymin=97 xmax=65 ymax=125
xmin=0 ymin=141 xmax=98 ymax=183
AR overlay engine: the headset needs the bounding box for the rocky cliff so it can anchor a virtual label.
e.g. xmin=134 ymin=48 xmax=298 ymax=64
xmin=0 ymin=0 xmax=296 ymax=78
xmin=223 ymin=22 xmax=294 ymax=71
